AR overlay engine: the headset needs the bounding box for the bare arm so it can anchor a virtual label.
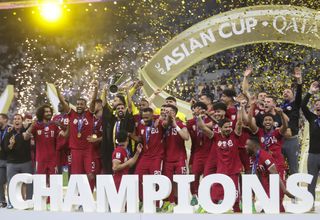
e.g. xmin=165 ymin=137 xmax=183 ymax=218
xmin=54 ymin=81 xmax=71 ymax=113
xmin=247 ymin=102 xmax=259 ymax=134
xmin=269 ymin=164 xmax=294 ymax=198
xmin=234 ymin=107 xmax=243 ymax=136
xmin=112 ymin=144 xmax=142 ymax=172
xmin=197 ymin=116 xmax=214 ymax=139
xmin=275 ymin=107 xmax=288 ymax=136
xmin=89 ymin=80 xmax=99 ymax=113
xmin=172 ymin=115 xmax=189 ymax=141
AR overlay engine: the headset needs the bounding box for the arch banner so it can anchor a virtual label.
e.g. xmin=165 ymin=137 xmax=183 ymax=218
xmin=0 ymin=85 xmax=14 ymax=113
xmin=139 ymin=5 xmax=320 ymax=118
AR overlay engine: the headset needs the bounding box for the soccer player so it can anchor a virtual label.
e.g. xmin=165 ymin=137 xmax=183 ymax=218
xmin=112 ymin=130 xmax=141 ymax=191
xmin=198 ymin=107 xmax=244 ymax=212
xmin=0 ymin=113 xmax=10 ymax=208
xmin=248 ymin=106 xmax=289 ymax=212
xmin=220 ymin=89 xmax=238 ymax=127
xmin=23 ymin=105 xmax=59 ymax=180
xmin=187 ymin=102 xmax=212 ymax=206
xmin=55 ymin=80 xmax=98 ymax=186
xmin=162 ymin=104 xmax=190 ymax=211
xmin=52 ymin=101 xmax=70 ymax=174
xmin=132 ymin=107 xmax=165 ymax=205
xmin=245 ymin=136 xmax=294 ymax=212
xmin=301 ymin=81 xmax=320 ymax=211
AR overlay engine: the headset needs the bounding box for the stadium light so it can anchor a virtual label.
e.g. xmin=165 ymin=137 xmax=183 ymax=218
xmin=39 ymin=1 xmax=63 ymax=22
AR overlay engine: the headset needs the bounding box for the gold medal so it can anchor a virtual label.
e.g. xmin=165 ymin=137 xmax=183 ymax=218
xmin=92 ymin=134 xmax=97 ymax=139
xmin=77 ymin=133 xmax=81 ymax=138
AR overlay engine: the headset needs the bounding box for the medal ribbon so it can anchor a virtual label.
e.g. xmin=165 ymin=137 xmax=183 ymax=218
xmin=252 ymin=150 xmax=260 ymax=174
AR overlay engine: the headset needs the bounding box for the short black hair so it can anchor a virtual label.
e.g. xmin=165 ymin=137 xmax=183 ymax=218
xmin=213 ymin=102 xmax=227 ymax=112
xmin=247 ymin=135 xmax=260 ymax=145
xmin=201 ymin=93 xmax=215 ymax=102
xmin=116 ymin=130 xmax=128 ymax=143
xmin=193 ymin=102 xmax=207 ymax=110
xmin=218 ymin=118 xmax=230 ymax=128
xmin=262 ymin=113 xmax=275 ymax=120
xmin=116 ymin=94 xmax=126 ymax=106
xmin=142 ymin=107 xmax=154 ymax=114
xmin=94 ymin=99 xmax=103 ymax=104
xmin=77 ymin=98 xmax=87 ymax=104
xmin=166 ymin=104 xmax=178 ymax=114
xmin=166 ymin=96 xmax=177 ymax=103
xmin=222 ymin=89 xmax=236 ymax=98
xmin=0 ymin=113 xmax=8 ymax=121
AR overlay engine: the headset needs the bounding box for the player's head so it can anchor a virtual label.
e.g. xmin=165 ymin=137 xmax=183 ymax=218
xmin=76 ymin=98 xmax=87 ymax=114
xmin=116 ymin=130 xmax=129 ymax=147
xmin=213 ymin=102 xmax=227 ymax=120
xmin=165 ymin=96 xmax=177 ymax=106
xmin=58 ymin=100 xmax=69 ymax=113
xmin=245 ymin=136 xmax=260 ymax=156
xmin=0 ymin=113 xmax=8 ymax=128
xmin=115 ymin=103 xmax=126 ymax=119
xmin=13 ymin=114 xmax=23 ymax=129
xmin=113 ymin=94 xmax=126 ymax=109
xmin=315 ymin=99 xmax=320 ymax=116
xmin=165 ymin=104 xmax=178 ymax=118
xmin=139 ymin=98 xmax=149 ymax=112
xmin=94 ymin=99 xmax=103 ymax=113
xmin=199 ymin=93 xmax=214 ymax=106
xmin=262 ymin=113 xmax=274 ymax=131
xmin=193 ymin=102 xmax=207 ymax=116
xmin=236 ymin=93 xmax=249 ymax=108
xmin=36 ymin=104 xmax=53 ymax=122
xmin=283 ymin=88 xmax=294 ymax=102
xmin=264 ymin=96 xmax=276 ymax=112
xmin=218 ymin=118 xmax=232 ymax=137
xmin=142 ymin=107 xmax=154 ymax=125
xmin=220 ymin=89 xmax=236 ymax=105
xmin=257 ymin=92 xmax=268 ymax=101
xmin=160 ymin=104 xmax=167 ymax=119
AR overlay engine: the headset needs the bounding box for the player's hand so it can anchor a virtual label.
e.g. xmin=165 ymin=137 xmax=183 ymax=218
xmin=154 ymin=88 xmax=162 ymax=96
xmin=54 ymin=166 xmax=59 ymax=174
xmin=293 ymin=67 xmax=302 ymax=79
xmin=58 ymin=130 xmax=66 ymax=137
xmin=87 ymin=135 xmax=98 ymax=143
xmin=243 ymin=65 xmax=253 ymax=77
xmin=91 ymin=79 xmax=99 ymax=88
xmin=53 ymin=80 xmax=60 ymax=88
xmin=274 ymin=107 xmax=283 ymax=115
xmin=136 ymin=143 xmax=143 ymax=154
xmin=8 ymin=136 xmax=15 ymax=149
xmin=309 ymin=81 xmax=319 ymax=94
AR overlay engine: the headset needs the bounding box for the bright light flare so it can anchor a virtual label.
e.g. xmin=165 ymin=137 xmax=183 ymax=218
xmin=40 ymin=2 xmax=62 ymax=22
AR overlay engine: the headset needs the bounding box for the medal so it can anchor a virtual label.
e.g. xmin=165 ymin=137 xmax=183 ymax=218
xmin=92 ymin=134 xmax=97 ymax=139
xmin=77 ymin=133 xmax=81 ymax=138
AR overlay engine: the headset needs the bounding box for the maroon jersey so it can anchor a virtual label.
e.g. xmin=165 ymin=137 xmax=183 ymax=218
xmin=254 ymin=104 xmax=265 ymax=117
xmin=256 ymin=128 xmax=285 ymax=168
xmin=112 ymin=146 xmax=129 ymax=176
xmin=213 ymin=132 xmax=242 ymax=175
xmin=238 ymin=127 xmax=252 ymax=149
xmin=68 ymin=109 xmax=94 ymax=150
xmin=31 ymin=122 xmax=59 ymax=163
xmin=52 ymin=114 xmax=69 ymax=151
xmin=91 ymin=116 xmax=103 ymax=159
xmin=187 ymin=117 xmax=212 ymax=158
xmin=136 ymin=120 xmax=164 ymax=159
xmin=164 ymin=120 xmax=187 ymax=162
xmin=226 ymin=106 xmax=238 ymax=129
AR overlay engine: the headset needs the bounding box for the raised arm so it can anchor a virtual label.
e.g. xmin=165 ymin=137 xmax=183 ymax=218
xmin=247 ymin=101 xmax=259 ymax=134
xmin=197 ymin=115 xmax=214 ymax=139
xmin=89 ymin=80 xmax=99 ymax=113
xmin=242 ymin=66 xmax=253 ymax=97
xmin=172 ymin=115 xmax=189 ymax=141
xmin=234 ymin=107 xmax=243 ymax=136
xmin=125 ymin=86 xmax=132 ymax=114
xmin=302 ymin=82 xmax=319 ymax=122
xmin=54 ymin=81 xmax=71 ymax=113
xmin=293 ymin=67 xmax=302 ymax=108
xmin=275 ymin=107 xmax=288 ymax=136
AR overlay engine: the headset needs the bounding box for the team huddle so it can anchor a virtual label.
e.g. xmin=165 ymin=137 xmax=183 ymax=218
xmin=0 ymin=67 xmax=319 ymax=212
